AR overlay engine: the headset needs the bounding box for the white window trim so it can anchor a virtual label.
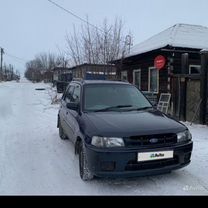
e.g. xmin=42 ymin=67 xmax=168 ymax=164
xmin=189 ymin=65 xmax=201 ymax=74
xmin=121 ymin=70 xmax=128 ymax=81
xmin=133 ymin=69 xmax=141 ymax=89
xmin=148 ymin=67 xmax=159 ymax=93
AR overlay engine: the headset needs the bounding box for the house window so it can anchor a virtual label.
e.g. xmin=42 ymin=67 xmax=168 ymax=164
xmin=189 ymin=65 xmax=201 ymax=74
xmin=121 ymin=71 xmax=128 ymax=81
xmin=148 ymin=67 xmax=159 ymax=93
xmin=133 ymin=69 xmax=141 ymax=89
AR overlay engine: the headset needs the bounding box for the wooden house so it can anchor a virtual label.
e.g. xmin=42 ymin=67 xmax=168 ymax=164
xmin=52 ymin=67 xmax=72 ymax=83
xmin=113 ymin=23 xmax=208 ymax=124
xmin=70 ymin=63 xmax=117 ymax=80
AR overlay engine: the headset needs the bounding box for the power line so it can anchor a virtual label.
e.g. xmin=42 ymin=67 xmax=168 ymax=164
xmin=0 ymin=44 xmax=27 ymax=64
xmin=5 ymin=52 xmax=27 ymax=63
xmin=47 ymin=0 xmax=104 ymax=33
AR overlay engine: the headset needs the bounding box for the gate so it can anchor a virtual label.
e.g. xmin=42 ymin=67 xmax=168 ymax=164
xmin=171 ymin=76 xmax=180 ymax=119
xmin=186 ymin=79 xmax=201 ymax=123
xmin=171 ymin=75 xmax=201 ymax=123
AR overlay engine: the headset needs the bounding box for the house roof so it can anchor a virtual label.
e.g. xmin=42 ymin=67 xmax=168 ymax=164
xmin=127 ymin=23 xmax=208 ymax=58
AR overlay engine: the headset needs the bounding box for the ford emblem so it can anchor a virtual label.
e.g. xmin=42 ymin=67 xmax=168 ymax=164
xmin=150 ymin=138 xmax=159 ymax=144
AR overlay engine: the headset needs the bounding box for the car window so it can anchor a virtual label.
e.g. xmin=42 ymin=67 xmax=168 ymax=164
xmin=71 ymin=84 xmax=81 ymax=103
xmin=62 ymin=84 xmax=70 ymax=99
xmin=64 ymin=85 xmax=75 ymax=103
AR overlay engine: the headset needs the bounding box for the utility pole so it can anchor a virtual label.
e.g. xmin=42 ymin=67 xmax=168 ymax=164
xmin=0 ymin=47 xmax=4 ymax=81
xmin=1 ymin=47 xmax=4 ymax=71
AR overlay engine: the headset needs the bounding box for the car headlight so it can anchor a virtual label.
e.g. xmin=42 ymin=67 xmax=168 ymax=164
xmin=177 ymin=130 xmax=192 ymax=143
xmin=91 ymin=136 xmax=125 ymax=148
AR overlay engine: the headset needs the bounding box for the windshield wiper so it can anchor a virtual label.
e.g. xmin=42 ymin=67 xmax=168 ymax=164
xmin=94 ymin=105 xmax=133 ymax=112
xmin=126 ymin=106 xmax=153 ymax=111
xmin=135 ymin=106 xmax=153 ymax=111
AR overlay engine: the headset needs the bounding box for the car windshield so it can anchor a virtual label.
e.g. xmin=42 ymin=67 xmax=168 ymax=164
xmin=84 ymin=84 xmax=152 ymax=112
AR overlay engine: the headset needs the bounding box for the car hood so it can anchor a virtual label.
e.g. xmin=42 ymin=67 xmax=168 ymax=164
xmin=83 ymin=110 xmax=186 ymax=137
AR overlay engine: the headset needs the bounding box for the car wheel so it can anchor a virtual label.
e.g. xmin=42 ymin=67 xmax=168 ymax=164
xmin=79 ymin=142 xmax=94 ymax=181
xmin=59 ymin=121 xmax=67 ymax=140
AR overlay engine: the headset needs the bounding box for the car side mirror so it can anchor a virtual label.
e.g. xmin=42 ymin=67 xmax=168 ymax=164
xmin=66 ymin=103 xmax=79 ymax=111
xmin=149 ymin=102 xmax=158 ymax=110
xmin=153 ymin=103 xmax=158 ymax=108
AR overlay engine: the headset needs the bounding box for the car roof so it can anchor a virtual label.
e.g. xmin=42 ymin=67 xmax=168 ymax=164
xmin=71 ymin=80 xmax=131 ymax=86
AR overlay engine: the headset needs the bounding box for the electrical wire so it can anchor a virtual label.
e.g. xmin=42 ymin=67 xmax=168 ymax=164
xmin=5 ymin=52 xmax=27 ymax=63
xmin=1 ymin=45 xmax=27 ymax=63
xmin=47 ymin=0 xmax=104 ymax=33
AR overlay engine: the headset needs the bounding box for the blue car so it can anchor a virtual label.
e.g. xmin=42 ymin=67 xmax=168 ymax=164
xmin=57 ymin=80 xmax=193 ymax=181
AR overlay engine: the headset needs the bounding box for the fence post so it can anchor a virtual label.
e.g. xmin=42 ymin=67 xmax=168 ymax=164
xmin=179 ymin=53 xmax=189 ymax=121
xmin=200 ymin=49 xmax=208 ymax=124
xmin=181 ymin=53 xmax=189 ymax=74
xmin=179 ymin=76 xmax=187 ymax=121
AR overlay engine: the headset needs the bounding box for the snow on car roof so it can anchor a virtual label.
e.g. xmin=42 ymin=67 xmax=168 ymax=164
xmin=127 ymin=23 xmax=208 ymax=58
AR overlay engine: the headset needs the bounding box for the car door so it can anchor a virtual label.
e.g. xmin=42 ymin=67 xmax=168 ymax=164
xmin=65 ymin=83 xmax=81 ymax=144
xmin=59 ymin=84 xmax=69 ymax=130
xmin=61 ymin=84 xmax=75 ymax=139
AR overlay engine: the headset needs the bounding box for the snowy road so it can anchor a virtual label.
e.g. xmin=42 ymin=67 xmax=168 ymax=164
xmin=0 ymin=79 xmax=208 ymax=195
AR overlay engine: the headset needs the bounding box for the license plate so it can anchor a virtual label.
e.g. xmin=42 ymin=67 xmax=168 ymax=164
xmin=138 ymin=151 xmax=174 ymax=162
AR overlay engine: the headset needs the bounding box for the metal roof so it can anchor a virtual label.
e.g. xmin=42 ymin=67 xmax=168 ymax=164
xmin=126 ymin=23 xmax=208 ymax=58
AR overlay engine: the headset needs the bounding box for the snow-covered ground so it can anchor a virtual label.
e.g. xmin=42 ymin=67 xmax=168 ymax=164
xmin=0 ymin=79 xmax=208 ymax=195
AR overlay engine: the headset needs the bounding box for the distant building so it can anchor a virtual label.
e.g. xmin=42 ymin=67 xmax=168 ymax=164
xmin=52 ymin=67 xmax=72 ymax=82
xmin=42 ymin=70 xmax=53 ymax=83
xmin=70 ymin=63 xmax=117 ymax=80
xmin=113 ymin=23 xmax=208 ymax=124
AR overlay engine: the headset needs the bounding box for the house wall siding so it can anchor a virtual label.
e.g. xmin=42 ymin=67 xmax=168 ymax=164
xmin=114 ymin=47 xmax=208 ymax=123
xmin=118 ymin=52 xmax=169 ymax=93
xmin=72 ymin=64 xmax=117 ymax=80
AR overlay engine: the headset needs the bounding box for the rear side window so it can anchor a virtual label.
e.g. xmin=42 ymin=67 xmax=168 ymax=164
xmin=64 ymin=85 xmax=75 ymax=103
xmin=71 ymin=84 xmax=81 ymax=103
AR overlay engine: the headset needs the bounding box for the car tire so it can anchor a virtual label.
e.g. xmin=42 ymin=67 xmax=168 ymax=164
xmin=79 ymin=142 xmax=94 ymax=181
xmin=59 ymin=121 xmax=68 ymax=140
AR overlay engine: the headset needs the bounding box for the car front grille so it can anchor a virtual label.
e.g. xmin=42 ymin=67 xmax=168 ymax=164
xmin=124 ymin=133 xmax=177 ymax=148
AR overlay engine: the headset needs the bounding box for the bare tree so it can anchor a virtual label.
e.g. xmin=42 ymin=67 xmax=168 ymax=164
xmin=25 ymin=52 xmax=67 ymax=82
xmin=65 ymin=17 xmax=132 ymax=66
xmin=66 ymin=25 xmax=84 ymax=66
xmin=0 ymin=63 xmax=20 ymax=81
xmin=56 ymin=48 xmax=69 ymax=68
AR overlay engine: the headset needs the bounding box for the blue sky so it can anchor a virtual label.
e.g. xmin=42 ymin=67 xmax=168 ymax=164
xmin=1 ymin=0 xmax=208 ymax=74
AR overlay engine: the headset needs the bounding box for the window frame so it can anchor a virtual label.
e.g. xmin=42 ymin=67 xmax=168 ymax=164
xmin=121 ymin=70 xmax=128 ymax=82
xmin=189 ymin=64 xmax=201 ymax=74
xmin=148 ymin=67 xmax=159 ymax=93
xmin=133 ymin=69 xmax=141 ymax=90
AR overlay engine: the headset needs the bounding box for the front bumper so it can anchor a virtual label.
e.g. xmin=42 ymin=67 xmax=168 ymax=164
xmin=85 ymin=141 xmax=193 ymax=178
